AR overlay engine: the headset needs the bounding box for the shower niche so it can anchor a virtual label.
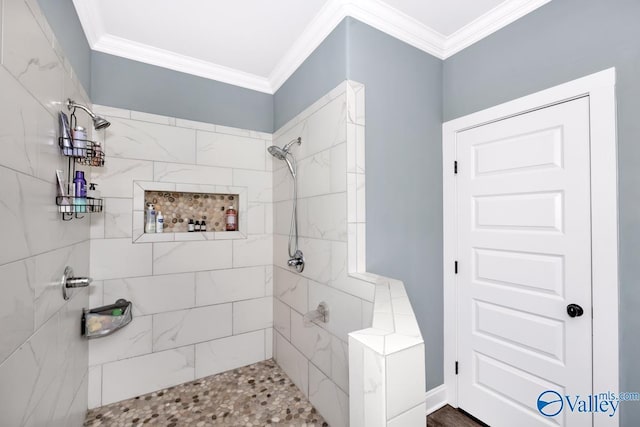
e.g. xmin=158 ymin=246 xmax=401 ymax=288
xmin=132 ymin=181 xmax=247 ymax=243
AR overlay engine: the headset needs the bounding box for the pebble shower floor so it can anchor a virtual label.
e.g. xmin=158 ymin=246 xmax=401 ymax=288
xmin=84 ymin=360 xmax=328 ymax=426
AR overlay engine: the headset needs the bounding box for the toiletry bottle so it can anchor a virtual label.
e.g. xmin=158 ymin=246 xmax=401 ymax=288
xmin=73 ymin=126 xmax=87 ymax=157
xmin=226 ymin=206 xmax=237 ymax=231
xmin=201 ymin=220 xmax=207 ymax=232
xmin=92 ymin=141 xmax=103 ymax=166
xmin=87 ymin=183 xmax=100 ymax=199
xmin=73 ymin=171 xmax=87 ymax=213
xmin=156 ymin=211 xmax=164 ymax=233
xmin=195 ymin=220 xmax=201 ymax=232
xmin=188 ymin=219 xmax=195 ymax=232
xmin=145 ymin=203 xmax=156 ymax=233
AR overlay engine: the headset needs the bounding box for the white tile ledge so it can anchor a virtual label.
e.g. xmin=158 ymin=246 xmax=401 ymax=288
xmin=348 ymin=275 xmax=423 ymax=356
xmin=134 ymin=231 xmax=245 ymax=243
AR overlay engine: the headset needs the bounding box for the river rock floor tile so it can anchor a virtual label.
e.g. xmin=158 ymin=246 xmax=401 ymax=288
xmin=84 ymin=359 xmax=328 ymax=426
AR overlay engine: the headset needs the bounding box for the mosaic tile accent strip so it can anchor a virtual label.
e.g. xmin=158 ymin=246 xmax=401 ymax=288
xmin=84 ymin=360 xmax=328 ymax=427
xmin=144 ymin=191 xmax=239 ymax=233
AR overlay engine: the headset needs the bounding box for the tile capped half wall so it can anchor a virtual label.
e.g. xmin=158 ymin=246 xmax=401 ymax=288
xmin=89 ymin=105 xmax=273 ymax=407
xmin=272 ymin=81 xmax=425 ymax=427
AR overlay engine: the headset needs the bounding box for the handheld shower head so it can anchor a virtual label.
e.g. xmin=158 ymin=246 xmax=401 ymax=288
xmin=268 ymin=137 xmax=302 ymax=177
xmin=66 ymin=99 xmax=111 ymax=130
xmin=267 ymin=145 xmax=287 ymax=160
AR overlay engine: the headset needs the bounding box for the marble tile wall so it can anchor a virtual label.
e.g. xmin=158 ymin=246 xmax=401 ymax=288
xmin=271 ymin=81 xmax=375 ymax=427
xmin=88 ymin=106 xmax=274 ymax=407
xmin=0 ymin=0 xmax=92 ymax=424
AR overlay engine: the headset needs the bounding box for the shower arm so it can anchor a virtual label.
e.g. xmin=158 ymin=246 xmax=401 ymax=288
xmin=66 ymin=99 xmax=98 ymax=119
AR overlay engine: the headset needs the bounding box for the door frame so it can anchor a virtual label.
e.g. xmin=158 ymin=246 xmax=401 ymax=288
xmin=442 ymin=68 xmax=619 ymax=427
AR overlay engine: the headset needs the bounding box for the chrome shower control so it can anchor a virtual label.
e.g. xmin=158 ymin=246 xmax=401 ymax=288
xmin=62 ymin=266 xmax=93 ymax=300
xmin=287 ymin=250 xmax=305 ymax=273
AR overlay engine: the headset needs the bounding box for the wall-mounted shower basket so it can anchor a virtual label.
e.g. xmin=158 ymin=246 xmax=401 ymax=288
xmin=82 ymin=299 xmax=133 ymax=339
xmin=58 ymin=137 xmax=105 ymax=167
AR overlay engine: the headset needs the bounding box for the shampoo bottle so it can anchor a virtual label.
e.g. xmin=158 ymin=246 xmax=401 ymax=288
xmin=225 ymin=206 xmax=237 ymax=231
xmin=145 ymin=203 xmax=156 ymax=233
xmin=156 ymin=211 xmax=164 ymax=233
xmin=73 ymin=171 xmax=87 ymax=213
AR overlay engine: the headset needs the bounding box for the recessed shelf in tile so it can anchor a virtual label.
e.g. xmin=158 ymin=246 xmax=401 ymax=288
xmin=144 ymin=190 xmax=239 ymax=233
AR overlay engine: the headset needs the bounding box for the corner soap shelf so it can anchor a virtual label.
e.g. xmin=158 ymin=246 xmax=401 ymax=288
xmin=82 ymin=299 xmax=133 ymax=339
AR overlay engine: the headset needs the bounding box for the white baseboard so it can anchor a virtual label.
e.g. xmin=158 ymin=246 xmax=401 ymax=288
xmin=425 ymin=384 xmax=448 ymax=415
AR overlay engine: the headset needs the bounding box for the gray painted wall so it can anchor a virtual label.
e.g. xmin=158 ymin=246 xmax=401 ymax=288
xmin=346 ymin=18 xmax=444 ymax=389
xmin=274 ymin=17 xmax=444 ymax=389
xmin=37 ymin=0 xmax=91 ymax=93
xmin=444 ymin=0 xmax=640 ymax=424
xmin=91 ymin=52 xmax=274 ymax=133
xmin=274 ymin=20 xmax=347 ymax=129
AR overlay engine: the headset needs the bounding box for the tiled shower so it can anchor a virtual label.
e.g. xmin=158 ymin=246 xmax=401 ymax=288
xmin=0 ymin=1 xmax=425 ymax=426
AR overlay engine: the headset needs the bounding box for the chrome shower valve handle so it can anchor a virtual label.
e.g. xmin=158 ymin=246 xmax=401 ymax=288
xmin=287 ymin=250 xmax=305 ymax=273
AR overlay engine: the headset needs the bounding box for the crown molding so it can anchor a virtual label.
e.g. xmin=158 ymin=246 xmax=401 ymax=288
xmin=93 ymin=34 xmax=272 ymax=93
xmin=73 ymin=0 xmax=551 ymax=94
xmin=72 ymin=0 xmax=104 ymax=47
xmin=268 ymin=0 xmax=347 ymax=92
xmin=344 ymin=0 xmax=446 ymax=58
xmin=443 ymin=0 xmax=553 ymax=58
xmin=268 ymin=0 xmax=446 ymax=92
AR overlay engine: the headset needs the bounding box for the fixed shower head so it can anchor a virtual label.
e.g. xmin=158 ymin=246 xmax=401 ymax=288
xmin=66 ymin=99 xmax=111 ymax=130
xmin=93 ymin=116 xmax=111 ymax=130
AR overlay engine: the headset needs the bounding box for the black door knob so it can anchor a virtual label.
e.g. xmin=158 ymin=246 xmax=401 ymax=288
xmin=567 ymin=304 xmax=584 ymax=318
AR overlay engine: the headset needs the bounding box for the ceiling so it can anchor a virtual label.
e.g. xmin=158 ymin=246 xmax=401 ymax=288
xmin=73 ymin=0 xmax=550 ymax=94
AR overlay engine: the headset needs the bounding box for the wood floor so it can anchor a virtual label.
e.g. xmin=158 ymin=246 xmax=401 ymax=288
xmin=427 ymin=405 xmax=487 ymax=427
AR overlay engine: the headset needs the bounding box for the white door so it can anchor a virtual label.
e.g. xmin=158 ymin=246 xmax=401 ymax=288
xmin=456 ymin=97 xmax=592 ymax=426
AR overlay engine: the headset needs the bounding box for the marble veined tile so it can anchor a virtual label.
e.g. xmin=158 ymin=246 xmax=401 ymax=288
xmin=232 ymin=169 xmax=273 ymax=203
xmin=274 ymin=298 xmax=291 ymax=341
xmin=90 ymin=238 xmax=152 ymax=281
xmin=153 ymin=304 xmax=232 ymax=352
xmin=0 ymin=258 xmax=35 ymax=363
xmin=103 ymin=273 xmax=195 ymax=316
xmin=0 ymin=67 xmax=48 ymax=177
xmin=104 ymin=198 xmax=133 ymax=238
xmin=232 ymin=234 xmax=273 ymax=268
xmin=153 ymin=162 xmax=232 ymax=186
xmin=386 ymin=344 xmax=426 ymax=419
xmin=101 ymin=346 xmax=195 ymax=405
xmin=308 ymin=281 xmax=363 ymax=342
xmin=91 ymin=157 xmax=153 ymax=198
xmin=233 ymin=297 xmax=273 ymax=334
xmin=89 ymin=316 xmax=153 ymax=366
xmin=275 ymin=332 xmax=309 ymax=397
xmin=0 ymin=310 xmax=60 ymax=426
xmin=153 ymin=240 xmax=232 ymax=275
xmin=196 ymin=131 xmax=266 ymax=171
xmin=195 ymin=266 xmax=266 ymax=306
xmin=304 ymin=192 xmax=347 ymax=242
xmin=105 ymin=117 xmax=196 ymax=164
xmin=290 ymin=310 xmax=331 ymax=377
xmin=2 ymin=0 xmax=64 ymax=117
xmin=88 ymin=366 xmax=102 ymax=409
xmin=274 ymin=266 xmax=308 ymax=315
xmin=309 ymin=363 xmax=349 ymax=427
xmin=194 ymin=330 xmax=265 ymax=379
